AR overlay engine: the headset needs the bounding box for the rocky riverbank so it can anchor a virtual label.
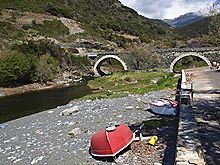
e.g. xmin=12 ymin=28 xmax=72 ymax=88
xmin=0 ymin=90 xmax=178 ymax=165
xmin=0 ymin=82 xmax=64 ymax=97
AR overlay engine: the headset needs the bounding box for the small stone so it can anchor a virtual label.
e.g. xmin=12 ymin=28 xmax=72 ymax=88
xmin=126 ymin=106 xmax=134 ymax=110
xmin=189 ymin=159 xmax=205 ymax=165
xmin=151 ymin=79 xmax=159 ymax=84
xmin=176 ymin=162 xmax=189 ymax=165
xmin=13 ymin=158 xmax=22 ymax=163
xmin=135 ymin=106 xmax=143 ymax=110
xmin=48 ymin=110 xmax=54 ymax=114
xmin=15 ymin=146 xmax=21 ymax=150
xmin=136 ymin=98 xmax=142 ymax=102
xmin=35 ymin=129 xmax=44 ymax=135
xmin=0 ymin=91 xmax=5 ymax=97
xmin=61 ymin=106 xmax=79 ymax=116
xmin=31 ymin=156 xmax=44 ymax=164
xmin=86 ymin=100 xmax=92 ymax=103
xmin=69 ymin=128 xmax=81 ymax=137
xmin=154 ymin=163 xmax=162 ymax=165
xmin=67 ymin=122 xmax=75 ymax=126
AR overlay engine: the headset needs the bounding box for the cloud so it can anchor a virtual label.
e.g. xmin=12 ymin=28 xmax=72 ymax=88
xmin=119 ymin=0 xmax=216 ymax=19
xmin=133 ymin=0 xmax=173 ymax=19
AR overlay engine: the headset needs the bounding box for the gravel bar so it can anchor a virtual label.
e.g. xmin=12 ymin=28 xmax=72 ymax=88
xmin=0 ymin=90 xmax=177 ymax=165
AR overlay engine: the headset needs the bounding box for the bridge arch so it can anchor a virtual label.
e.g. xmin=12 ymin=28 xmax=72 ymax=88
xmin=170 ymin=53 xmax=212 ymax=72
xmin=94 ymin=55 xmax=128 ymax=76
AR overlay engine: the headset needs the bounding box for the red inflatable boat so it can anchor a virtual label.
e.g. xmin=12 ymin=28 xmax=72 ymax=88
xmin=90 ymin=124 xmax=134 ymax=157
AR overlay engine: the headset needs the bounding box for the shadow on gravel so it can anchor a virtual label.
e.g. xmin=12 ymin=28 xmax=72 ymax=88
xmin=89 ymin=146 xmax=130 ymax=163
xmin=193 ymin=95 xmax=220 ymax=165
xmin=129 ymin=117 xmax=178 ymax=165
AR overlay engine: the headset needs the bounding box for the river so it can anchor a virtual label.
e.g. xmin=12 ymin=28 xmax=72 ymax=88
xmin=0 ymin=83 xmax=92 ymax=123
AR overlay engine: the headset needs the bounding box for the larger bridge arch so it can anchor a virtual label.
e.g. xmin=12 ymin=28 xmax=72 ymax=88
xmin=170 ymin=53 xmax=212 ymax=72
xmin=93 ymin=55 xmax=128 ymax=76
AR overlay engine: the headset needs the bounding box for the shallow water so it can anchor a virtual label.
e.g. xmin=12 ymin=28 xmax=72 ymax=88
xmin=0 ymin=83 xmax=91 ymax=123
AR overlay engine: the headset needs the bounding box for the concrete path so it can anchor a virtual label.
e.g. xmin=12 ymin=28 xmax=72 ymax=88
xmin=192 ymin=70 xmax=220 ymax=165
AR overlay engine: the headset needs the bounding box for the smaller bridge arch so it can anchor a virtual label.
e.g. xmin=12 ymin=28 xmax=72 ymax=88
xmin=170 ymin=53 xmax=212 ymax=72
xmin=94 ymin=55 xmax=128 ymax=76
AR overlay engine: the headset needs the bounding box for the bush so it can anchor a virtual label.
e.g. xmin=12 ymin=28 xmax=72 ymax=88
xmin=0 ymin=52 xmax=36 ymax=86
xmin=35 ymin=53 xmax=60 ymax=84
xmin=0 ymin=51 xmax=60 ymax=86
xmin=70 ymin=55 xmax=90 ymax=68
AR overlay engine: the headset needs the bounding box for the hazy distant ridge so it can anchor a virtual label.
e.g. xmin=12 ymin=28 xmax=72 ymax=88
xmin=163 ymin=12 xmax=206 ymax=27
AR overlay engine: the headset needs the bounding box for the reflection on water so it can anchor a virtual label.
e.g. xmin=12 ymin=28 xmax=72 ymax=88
xmin=0 ymin=83 xmax=91 ymax=123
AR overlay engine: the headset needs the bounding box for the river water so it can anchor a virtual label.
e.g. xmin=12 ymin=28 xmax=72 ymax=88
xmin=0 ymin=83 xmax=92 ymax=123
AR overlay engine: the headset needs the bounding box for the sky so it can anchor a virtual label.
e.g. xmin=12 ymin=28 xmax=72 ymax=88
xmin=119 ymin=0 xmax=217 ymax=19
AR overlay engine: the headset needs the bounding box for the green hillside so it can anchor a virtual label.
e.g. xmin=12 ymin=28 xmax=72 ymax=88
xmin=0 ymin=0 xmax=174 ymax=87
xmin=0 ymin=0 xmax=171 ymax=44
xmin=0 ymin=0 xmax=218 ymax=87
xmin=175 ymin=17 xmax=211 ymax=39
xmin=174 ymin=14 xmax=220 ymax=47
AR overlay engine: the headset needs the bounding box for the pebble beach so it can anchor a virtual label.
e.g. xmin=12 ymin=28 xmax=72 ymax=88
xmin=0 ymin=90 xmax=177 ymax=165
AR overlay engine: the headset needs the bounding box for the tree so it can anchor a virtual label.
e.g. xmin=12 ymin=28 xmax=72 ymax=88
xmin=205 ymin=2 xmax=220 ymax=46
xmin=125 ymin=43 xmax=162 ymax=70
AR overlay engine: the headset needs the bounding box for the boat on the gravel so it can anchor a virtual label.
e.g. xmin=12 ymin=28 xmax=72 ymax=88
xmin=90 ymin=124 xmax=134 ymax=157
xmin=149 ymin=99 xmax=178 ymax=116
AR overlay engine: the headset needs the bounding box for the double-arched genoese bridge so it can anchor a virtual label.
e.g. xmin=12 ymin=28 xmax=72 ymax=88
xmin=88 ymin=47 xmax=220 ymax=76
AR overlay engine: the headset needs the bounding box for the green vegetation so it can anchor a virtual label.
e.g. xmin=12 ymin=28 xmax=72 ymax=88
xmin=32 ymin=20 xmax=69 ymax=38
xmin=0 ymin=40 xmax=67 ymax=86
xmin=70 ymin=55 xmax=90 ymax=68
xmin=0 ymin=51 xmax=60 ymax=86
xmin=0 ymin=21 xmax=24 ymax=39
xmin=21 ymin=19 xmax=70 ymax=40
xmin=0 ymin=0 xmax=172 ymax=46
xmin=35 ymin=53 xmax=60 ymax=84
xmin=0 ymin=38 xmax=94 ymax=87
xmin=82 ymin=71 xmax=179 ymax=100
xmin=0 ymin=0 xmax=219 ymax=89
xmin=0 ymin=52 xmax=36 ymax=86
xmin=126 ymin=43 xmax=162 ymax=69
xmin=174 ymin=12 xmax=220 ymax=47
xmin=0 ymin=0 xmax=220 ymax=49
xmin=175 ymin=17 xmax=210 ymax=41
xmin=98 ymin=58 xmax=125 ymax=75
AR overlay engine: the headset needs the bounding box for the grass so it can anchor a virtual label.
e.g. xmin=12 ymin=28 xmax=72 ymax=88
xmin=82 ymin=71 xmax=179 ymax=100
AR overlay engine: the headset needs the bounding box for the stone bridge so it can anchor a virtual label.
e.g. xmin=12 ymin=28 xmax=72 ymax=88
xmin=88 ymin=47 xmax=220 ymax=76
xmin=88 ymin=52 xmax=135 ymax=76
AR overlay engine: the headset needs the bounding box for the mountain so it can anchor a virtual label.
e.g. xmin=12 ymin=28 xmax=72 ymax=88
xmin=0 ymin=0 xmax=171 ymax=49
xmin=175 ymin=17 xmax=211 ymax=38
xmin=163 ymin=12 xmax=206 ymax=28
xmin=0 ymin=0 xmax=174 ymax=86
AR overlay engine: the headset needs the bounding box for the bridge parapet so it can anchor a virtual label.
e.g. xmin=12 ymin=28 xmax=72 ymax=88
xmin=155 ymin=47 xmax=220 ymax=53
xmin=156 ymin=47 xmax=220 ymax=71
